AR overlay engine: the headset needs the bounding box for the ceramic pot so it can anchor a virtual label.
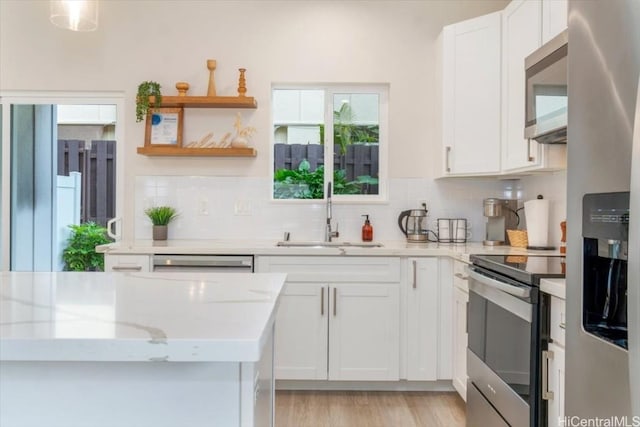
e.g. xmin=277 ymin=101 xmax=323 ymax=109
xmin=153 ymin=225 xmax=168 ymax=241
xmin=231 ymin=136 xmax=248 ymax=148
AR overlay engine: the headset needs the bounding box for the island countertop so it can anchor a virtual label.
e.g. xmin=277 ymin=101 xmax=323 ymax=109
xmin=0 ymin=271 xmax=286 ymax=363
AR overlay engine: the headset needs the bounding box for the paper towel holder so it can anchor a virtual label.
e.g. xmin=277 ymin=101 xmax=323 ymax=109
xmin=525 ymin=195 xmax=556 ymax=250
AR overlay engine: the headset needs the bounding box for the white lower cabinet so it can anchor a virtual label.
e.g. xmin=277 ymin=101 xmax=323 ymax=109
xmin=257 ymin=256 xmax=400 ymax=382
xmin=452 ymin=260 xmax=469 ymax=400
xmin=452 ymin=286 xmax=469 ymax=400
xmin=405 ymin=257 xmax=454 ymax=382
xmin=545 ymin=294 xmax=566 ymax=426
xmin=274 ymin=282 xmax=328 ymax=380
xmin=406 ymin=258 xmax=440 ymax=380
xmin=546 ymin=342 xmax=565 ymax=427
xmin=329 ymin=282 xmax=399 ymax=380
xmin=104 ymin=254 xmax=151 ymax=272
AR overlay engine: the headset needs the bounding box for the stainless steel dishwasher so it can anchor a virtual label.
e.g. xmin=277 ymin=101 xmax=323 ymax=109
xmin=152 ymin=255 xmax=254 ymax=272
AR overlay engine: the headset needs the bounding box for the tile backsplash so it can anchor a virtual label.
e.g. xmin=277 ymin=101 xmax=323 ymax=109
xmin=134 ymin=173 xmax=567 ymax=245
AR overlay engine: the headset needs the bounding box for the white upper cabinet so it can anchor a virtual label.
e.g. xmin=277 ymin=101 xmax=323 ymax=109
xmin=542 ymin=0 xmax=568 ymax=44
xmin=501 ymin=0 xmax=543 ymax=171
xmin=441 ymin=11 xmax=502 ymax=176
xmin=440 ymin=0 xmax=567 ymax=176
xmin=501 ymin=0 xmax=567 ymax=173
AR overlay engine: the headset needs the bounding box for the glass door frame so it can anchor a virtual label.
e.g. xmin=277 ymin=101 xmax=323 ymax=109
xmin=0 ymin=91 xmax=125 ymax=271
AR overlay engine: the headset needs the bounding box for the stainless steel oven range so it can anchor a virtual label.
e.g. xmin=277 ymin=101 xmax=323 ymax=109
xmin=467 ymin=254 xmax=565 ymax=427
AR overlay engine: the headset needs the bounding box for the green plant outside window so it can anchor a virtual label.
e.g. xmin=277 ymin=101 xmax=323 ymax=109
xmin=62 ymin=222 xmax=112 ymax=271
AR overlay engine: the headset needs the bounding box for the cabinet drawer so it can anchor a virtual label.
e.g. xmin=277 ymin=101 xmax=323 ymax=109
xmin=550 ymin=295 xmax=566 ymax=346
xmin=105 ymin=255 xmax=151 ymax=272
xmin=453 ymin=260 xmax=469 ymax=292
xmin=257 ymin=257 xmax=400 ymax=283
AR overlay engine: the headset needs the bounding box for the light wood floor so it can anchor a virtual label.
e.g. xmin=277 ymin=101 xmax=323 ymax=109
xmin=275 ymin=391 xmax=466 ymax=427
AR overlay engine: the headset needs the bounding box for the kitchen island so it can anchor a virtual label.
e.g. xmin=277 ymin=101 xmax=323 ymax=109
xmin=0 ymin=271 xmax=286 ymax=427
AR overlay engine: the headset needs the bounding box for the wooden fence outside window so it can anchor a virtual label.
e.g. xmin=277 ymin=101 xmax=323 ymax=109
xmin=57 ymin=139 xmax=116 ymax=227
xmin=274 ymin=143 xmax=379 ymax=182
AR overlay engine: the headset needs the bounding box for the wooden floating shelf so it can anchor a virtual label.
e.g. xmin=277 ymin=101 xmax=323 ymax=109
xmin=137 ymin=146 xmax=257 ymax=157
xmin=148 ymin=95 xmax=257 ymax=109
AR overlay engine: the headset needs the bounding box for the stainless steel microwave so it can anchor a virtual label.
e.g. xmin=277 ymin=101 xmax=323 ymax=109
xmin=524 ymin=30 xmax=568 ymax=144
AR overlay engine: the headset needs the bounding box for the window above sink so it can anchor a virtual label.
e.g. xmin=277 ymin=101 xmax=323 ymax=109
xmin=271 ymin=84 xmax=388 ymax=202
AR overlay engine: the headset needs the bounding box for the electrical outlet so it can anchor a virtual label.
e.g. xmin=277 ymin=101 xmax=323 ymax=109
xmin=418 ymin=200 xmax=429 ymax=212
xmin=234 ymin=200 xmax=252 ymax=216
xmin=198 ymin=198 xmax=209 ymax=216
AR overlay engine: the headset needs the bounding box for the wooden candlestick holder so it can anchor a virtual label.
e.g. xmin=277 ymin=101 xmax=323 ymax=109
xmin=207 ymin=59 xmax=217 ymax=96
xmin=237 ymin=68 xmax=247 ymax=97
xmin=176 ymin=82 xmax=190 ymax=96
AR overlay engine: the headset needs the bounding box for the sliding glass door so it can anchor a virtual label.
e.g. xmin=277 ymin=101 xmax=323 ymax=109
xmin=0 ymin=93 xmax=124 ymax=271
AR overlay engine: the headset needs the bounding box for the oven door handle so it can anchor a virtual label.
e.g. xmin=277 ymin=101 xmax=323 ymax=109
xmin=468 ymin=269 xmax=531 ymax=299
xmin=468 ymin=269 xmax=533 ymax=323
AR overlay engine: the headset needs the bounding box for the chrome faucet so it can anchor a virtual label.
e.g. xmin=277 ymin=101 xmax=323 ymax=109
xmin=325 ymin=182 xmax=339 ymax=242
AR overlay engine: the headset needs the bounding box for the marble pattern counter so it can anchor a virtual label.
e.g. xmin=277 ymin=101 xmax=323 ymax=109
xmin=97 ymin=239 xmax=562 ymax=261
xmin=0 ymin=271 xmax=285 ymax=427
xmin=0 ymin=272 xmax=286 ymax=362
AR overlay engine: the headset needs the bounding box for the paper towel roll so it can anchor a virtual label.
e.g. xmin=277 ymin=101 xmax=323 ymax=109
xmin=524 ymin=198 xmax=550 ymax=247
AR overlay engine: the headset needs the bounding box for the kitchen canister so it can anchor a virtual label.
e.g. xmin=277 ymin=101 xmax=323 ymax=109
xmin=524 ymin=195 xmax=554 ymax=249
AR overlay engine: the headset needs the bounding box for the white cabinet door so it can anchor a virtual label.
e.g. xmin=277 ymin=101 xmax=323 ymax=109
xmin=406 ymin=258 xmax=439 ymax=380
xmin=104 ymin=254 xmax=151 ymax=272
xmin=274 ymin=282 xmax=328 ymax=380
xmin=328 ymin=282 xmax=400 ymax=381
xmin=546 ymin=342 xmax=565 ymax=427
xmin=542 ymin=0 xmax=568 ymax=44
xmin=502 ymin=0 xmax=543 ymax=172
xmin=452 ymin=286 xmax=469 ymax=401
xmin=441 ymin=11 xmax=502 ymax=176
xmin=259 ymin=256 xmax=401 ymax=382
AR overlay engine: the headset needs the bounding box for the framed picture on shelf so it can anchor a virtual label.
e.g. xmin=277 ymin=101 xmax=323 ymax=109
xmin=145 ymin=107 xmax=183 ymax=146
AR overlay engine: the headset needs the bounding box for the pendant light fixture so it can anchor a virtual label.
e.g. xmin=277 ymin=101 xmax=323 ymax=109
xmin=50 ymin=0 xmax=98 ymax=32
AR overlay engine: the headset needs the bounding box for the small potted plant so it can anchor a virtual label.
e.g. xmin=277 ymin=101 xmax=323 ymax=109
xmin=136 ymin=81 xmax=162 ymax=123
xmin=145 ymin=206 xmax=178 ymax=240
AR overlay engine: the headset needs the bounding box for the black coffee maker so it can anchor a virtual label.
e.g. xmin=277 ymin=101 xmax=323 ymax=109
xmin=582 ymin=192 xmax=629 ymax=349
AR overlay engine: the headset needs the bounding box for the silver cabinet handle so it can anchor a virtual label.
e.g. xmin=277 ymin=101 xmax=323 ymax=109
xmin=454 ymin=272 xmax=468 ymax=281
xmin=527 ymin=138 xmax=535 ymax=162
xmin=412 ymin=260 xmax=417 ymax=289
xmin=445 ymin=146 xmax=452 ymax=172
xmin=111 ymin=266 xmax=142 ymax=272
xmin=333 ymin=287 xmax=337 ymax=316
xmin=559 ymin=322 xmax=566 ymax=330
xmin=542 ymin=350 xmax=555 ymax=400
xmin=321 ymin=287 xmax=325 ymax=316
xmin=465 ymin=301 xmax=469 ymax=334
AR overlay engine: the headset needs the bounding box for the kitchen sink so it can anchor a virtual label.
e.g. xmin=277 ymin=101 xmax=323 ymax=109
xmin=276 ymin=241 xmax=383 ymax=248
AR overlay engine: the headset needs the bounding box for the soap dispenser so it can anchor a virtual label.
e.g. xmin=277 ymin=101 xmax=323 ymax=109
xmin=361 ymin=215 xmax=373 ymax=242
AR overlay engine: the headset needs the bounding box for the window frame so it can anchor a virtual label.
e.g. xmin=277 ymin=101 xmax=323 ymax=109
xmin=0 ymin=91 xmax=125 ymax=271
xmin=270 ymin=83 xmax=388 ymax=203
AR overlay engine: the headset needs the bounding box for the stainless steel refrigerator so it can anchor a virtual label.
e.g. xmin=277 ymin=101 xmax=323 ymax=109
xmin=566 ymin=0 xmax=640 ymax=421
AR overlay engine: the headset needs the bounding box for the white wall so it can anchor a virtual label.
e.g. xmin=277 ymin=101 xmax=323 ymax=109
xmin=135 ymin=175 xmax=509 ymax=242
xmin=1 ymin=0 xmax=520 ymax=241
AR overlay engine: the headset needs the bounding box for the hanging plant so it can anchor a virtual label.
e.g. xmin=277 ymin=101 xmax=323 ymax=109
xmin=136 ymin=81 xmax=162 ymax=122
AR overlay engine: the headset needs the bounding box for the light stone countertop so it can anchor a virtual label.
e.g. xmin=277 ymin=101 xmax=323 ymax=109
xmin=97 ymin=239 xmax=562 ymax=262
xmin=540 ymin=277 xmax=566 ymax=300
xmin=0 ymin=271 xmax=286 ymax=363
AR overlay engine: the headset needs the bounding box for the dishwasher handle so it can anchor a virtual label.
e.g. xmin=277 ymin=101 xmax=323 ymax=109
xmin=152 ymin=255 xmax=253 ymax=270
